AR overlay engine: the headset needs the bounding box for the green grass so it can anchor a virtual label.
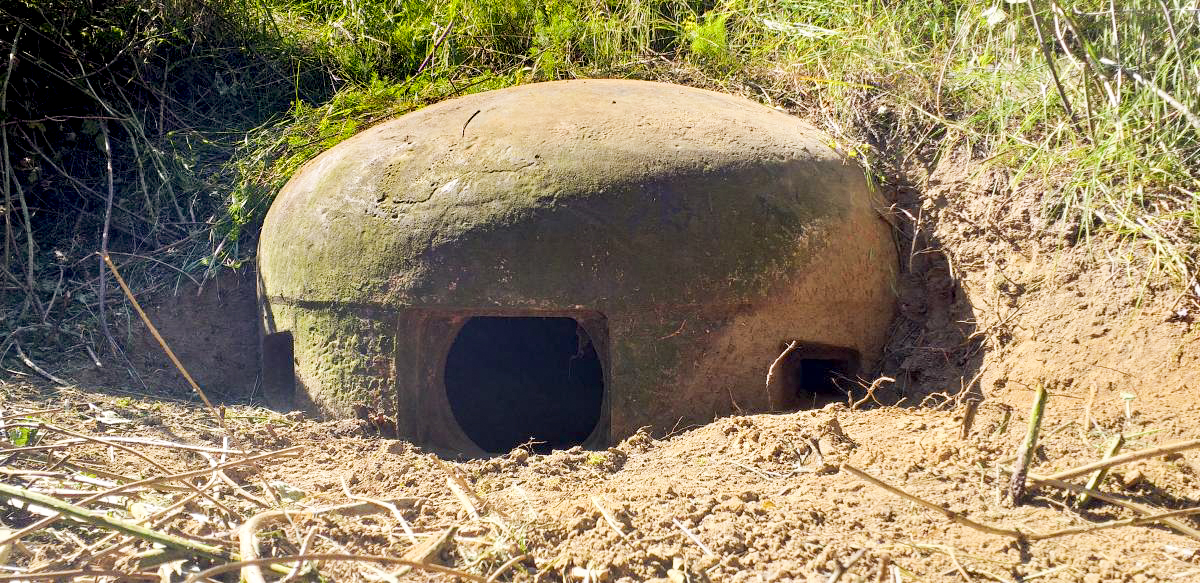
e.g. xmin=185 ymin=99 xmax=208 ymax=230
xmin=243 ymin=0 xmax=1199 ymax=278
xmin=0 ymin=0 xmax=1196 ymax=340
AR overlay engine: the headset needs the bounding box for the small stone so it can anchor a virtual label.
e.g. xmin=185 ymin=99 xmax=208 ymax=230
xmin=568 ymin=566 xmax=610 ymax=582
xmin=719 ymin=498 xmax=745 ymax=515
xmin=666 ymin=569 xmax=686 ymax=583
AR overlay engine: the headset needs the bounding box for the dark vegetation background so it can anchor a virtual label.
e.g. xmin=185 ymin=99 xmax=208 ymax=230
xmin=0 ymin=0 xmax=1196 ymax=388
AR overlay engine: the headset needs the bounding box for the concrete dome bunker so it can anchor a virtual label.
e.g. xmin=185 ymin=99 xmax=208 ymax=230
xmin=257 ymin=79 xmax=898 ymax=457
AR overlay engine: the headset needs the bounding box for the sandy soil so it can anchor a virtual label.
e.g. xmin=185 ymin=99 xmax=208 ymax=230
xmin=2 ymin=373 xmax=1199 ymax=582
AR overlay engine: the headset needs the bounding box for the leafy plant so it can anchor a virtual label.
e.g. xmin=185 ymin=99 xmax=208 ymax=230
xmin=685 ymin=10 xmax=730 ymax=65
xmin=5 ymin=425 xmax=39 ymax=447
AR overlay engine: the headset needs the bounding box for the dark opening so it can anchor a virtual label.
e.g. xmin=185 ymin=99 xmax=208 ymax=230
xmin=260 ymin=331 xmax=295 ymax=408
xmin=444 ymin=316 xmax=604 ymax=454
xmin=779 ymin=344 xmax=859 ymax=409
xmin=796 ymin=359 xmax=848 ymax=401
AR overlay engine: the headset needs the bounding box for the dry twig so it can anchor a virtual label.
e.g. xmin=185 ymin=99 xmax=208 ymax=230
xmin=11 ymin=342 xmax=67 ymax=386
xmin=1041 ymin=438 xmax=1200 ymax=482
xmin=390 ymin=526 xmax=457 ymax=580
xmin=1029 ymin=475 xmax=1200 ymax=541
xmin=181 ymin=553 xmax=488 ymax=583
xmin=960 ymin=398 xmax=981 ymax=440
xmin=0 ymin=445 xmax=301 ymax=549
xmin=853 ymin=376 xmax=895 ymax=410
xmin=672 ymin=518 xmax=716 ymax=557
xmin=0 ymin=482 xmax=230 ymax=561
xmin=486 ymin=553 xmax=530 ymax=582
xmin=238 ymin=499 xmax=418 ymax=583
xmin=765 ymin=341 xmax=799 ymax=411
xmin=591 ymin=495 xmax=629 ymax=539
xmin=843 ymin=464 xmax=1024 ymax=539
xmin=0 ymin=408 xmax=62 ymax=422
xmin=341 ymin=475 xmax=418 ymax=544
xmin=1024 ymin=505 xmax=1200 ymax=541
xmin=828 ymin=548 xmax=868 ymax=583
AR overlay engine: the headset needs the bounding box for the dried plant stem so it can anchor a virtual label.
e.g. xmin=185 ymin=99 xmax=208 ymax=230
xmin=1025 ymin=505 xmax=1200 ymax=541
xmin=0 ymin=445 xmax=300 ymax=549
xmin=341 ymin=476 xmax=418 ymax=543
xmin=417 ymin=15 xmax=457 ymax=74
xmin=390 ymin=526 xmax=457 ymax=580
xmin=100 ymin=253 xmax=212 ymax=411
xmin=238 ymin=508 xmax=293 ymax=583
xmin=853 ymin=376 xmax=894 ymax=410
xmin=1080 ymin=385 xmax=1097 ymax=443
xmin=97 ymin=121 xmax=120 ymax=357
xmin=843 ymin=464 xmax=1024 ymax=539
xmin=1097 ymin=58 xmax=1200 ymax=135
xmin=0 ymin=482 xmax=230 ymax=561
xmin=1025 ymin=0 xmax=1080 ymax=133
xmin=486 ymin=553 xmax=529 ymax=583
xmin=0 ymin=23 xmax=42 ymax=318
xmin=3 ymin=125 xmax=39 ymax=318
xmin=1041 ymin=438 xmax=1200 ymax=482
xmin=239 ymin=499 xmax=419 ymax=583
xmin=0 ymin=569 xmax=154 ymax=582
xmin=0 ymin=433 xmax=248 ymax=455
xmin=33 ymin=474 xmax=220 ymax=573
xmin=1 ymin=24 xmax=19 ymax=275
xmin=181 ymin=553 xmax=488 ymax=583
xmin=1076 ymin=434 xmax=1124 ymax=508
xmin=828 ymin=548 xmax=868 ymax=583
xmin=1029 ymin=475 xmax=1200 ymax=541
xmin=446 ymin=474 xmax=481 ymax=520
xmin=1008 ymin=384 xmax=1048 ymax=505
xmin=874 ymin=554 xmax=891 ymax=583
xmin=673 ymin=518 xmax=717 ymax=557
xmin=278 ymin=526 xmax=319 ymax=583
xmin=101 ymin=253 xmax=250 ymax=457
xmin=0 ymin=407 xmax=62 ymax=422
xmin=12 ymin=342 xmax=67 ymax=386
xmin=960 ymin=398 xmax=981 ymax=440
xmin=591 ymin=495 xmax=629 ymax=539
xmin=12 ymin=422 xmax=236 ymax=514
xmin=765 ymin=341 xmax=799 ymax=411
xmin=435 ymin=456 xmax=507 ymax=520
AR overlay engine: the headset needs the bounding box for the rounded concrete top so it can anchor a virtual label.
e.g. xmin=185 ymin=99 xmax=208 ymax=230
xmin=259 ymin=79 xmax=886 ymax=310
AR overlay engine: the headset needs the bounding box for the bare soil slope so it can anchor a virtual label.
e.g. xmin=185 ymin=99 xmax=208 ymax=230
xmin=2 ymin=377 xmax=1199 ymax=582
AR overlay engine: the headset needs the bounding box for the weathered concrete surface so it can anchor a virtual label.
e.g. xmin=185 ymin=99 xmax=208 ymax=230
xmin=258 ymin=79 xmax=897 ymax=453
